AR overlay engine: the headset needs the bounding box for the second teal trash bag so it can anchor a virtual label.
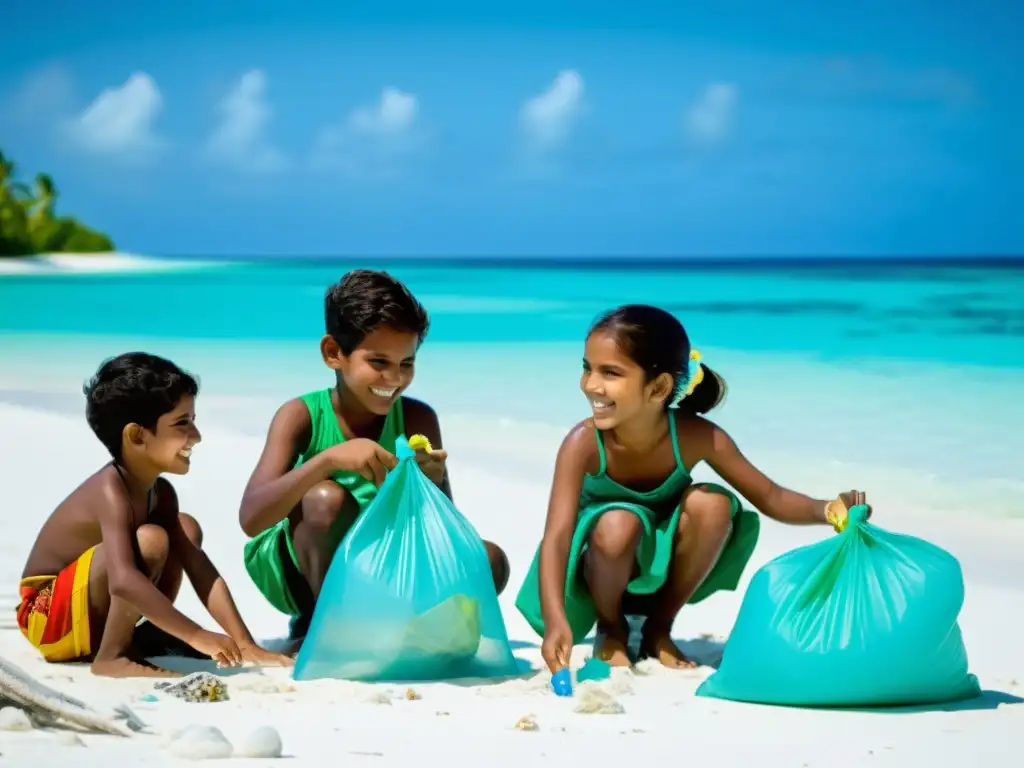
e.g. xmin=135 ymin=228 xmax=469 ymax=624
xmin=292 ymin=436 xmax=519 ymax=683
xmin=696 ymin=505 xmax=981 ymax=708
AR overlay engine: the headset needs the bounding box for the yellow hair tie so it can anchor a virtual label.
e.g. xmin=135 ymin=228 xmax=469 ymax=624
xmin=685 ymin=349 xmax=705 ymax=396
xmin=408 ymin=434 xmax=433 ymax=453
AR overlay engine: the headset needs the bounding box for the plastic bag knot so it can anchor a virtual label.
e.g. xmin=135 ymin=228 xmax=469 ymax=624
xmin=848 ymin=504 xmax=870 ymax=525
xmin=395 ymin=435 xmax=416 ymax=461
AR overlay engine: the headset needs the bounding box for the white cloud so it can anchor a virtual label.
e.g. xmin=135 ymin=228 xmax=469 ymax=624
xmin=684 ymin=83 xmax=738 ymax=145
xmin=519 ymin=70 xmax=584 ymax=151
xmin=202 ymin=69 xmax=288 ymax=173
xmin=311 ymin=87 xmax=420 ymax=175
xmin=64 ymin=72 xmax=164 ymax=158
xmin=347 ymin=87 xmax=418 ymax=137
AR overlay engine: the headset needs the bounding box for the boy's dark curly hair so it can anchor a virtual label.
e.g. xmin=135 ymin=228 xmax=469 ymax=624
xmin=325 ymin=270 xmax=430 ymax=354
xmin=83 ymin=352 xmax=199 ymax=461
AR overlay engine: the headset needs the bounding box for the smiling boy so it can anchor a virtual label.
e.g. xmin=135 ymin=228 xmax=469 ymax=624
xmin=18 ymin=353 xmax=289 ymax=677
xmin=239 ymin=269 xmax=510 ymax=651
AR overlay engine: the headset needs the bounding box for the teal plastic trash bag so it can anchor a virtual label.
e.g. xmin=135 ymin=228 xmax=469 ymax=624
xmin=696 ymin=505 xmax=981 ymax=708
xmin=292 ymin=436 xmax=519 ymax=683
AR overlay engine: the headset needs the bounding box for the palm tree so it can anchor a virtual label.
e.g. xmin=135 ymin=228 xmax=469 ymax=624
xmin=0 ymin=148 xmax=115 ymax=257
xmin=0 ymin=151 xmax=32 ymax=203
xmin=0 ymin=151 xmax=32 ymax=254
xmin=30 ymin=173 xmax=57 ymax=224
xmin=25 ymin=173 xmax=62 ymax=251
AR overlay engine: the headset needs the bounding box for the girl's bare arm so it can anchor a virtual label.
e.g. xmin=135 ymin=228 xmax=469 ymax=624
xmin=538 ymin=422 xmax=593 ymax=627
xmin=698 ymin=420 xmax=830 ymax=525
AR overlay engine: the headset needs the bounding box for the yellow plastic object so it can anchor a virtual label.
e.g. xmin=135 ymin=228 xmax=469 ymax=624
xmin=824 ymin=498 xmax=849 ymax=533
xmin=685 ymin=349 xmax=705 ymax=396
xmin=408 ymin=434 xmax=433 ymax=453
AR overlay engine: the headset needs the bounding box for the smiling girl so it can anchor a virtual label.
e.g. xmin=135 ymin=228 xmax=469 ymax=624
xmin=515 ymin=304 xmax=869 ymax=671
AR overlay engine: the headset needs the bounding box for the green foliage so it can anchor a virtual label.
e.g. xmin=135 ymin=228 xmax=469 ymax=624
xmin=0 ymin=150 xmax=116 ymax=257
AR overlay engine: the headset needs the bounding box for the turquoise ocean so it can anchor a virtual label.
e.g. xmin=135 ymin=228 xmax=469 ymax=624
xmin=1 ymin=257 xmax=1022 ymax=519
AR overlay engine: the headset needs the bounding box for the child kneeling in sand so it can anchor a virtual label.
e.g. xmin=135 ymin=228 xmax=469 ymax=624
xmin=239 ymin=269 xmax=510 ymax=653
xmin=516 ymin=304 xmax=870 ymax=672
xmin=18 ymin=352 xmax=291 ymax=678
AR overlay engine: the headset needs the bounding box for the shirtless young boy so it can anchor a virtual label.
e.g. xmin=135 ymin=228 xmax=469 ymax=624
xmin=239 ymin=269 xmax=510 ymax=652
xmin=18 ymin=352 xmax=290 ymax=678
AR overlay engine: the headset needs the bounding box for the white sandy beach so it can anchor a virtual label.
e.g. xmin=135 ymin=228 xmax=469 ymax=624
xmin=1 ymin=401 xmax=1022 ymax=766
xmin=0 ymin=253 xmax=223 ymax=275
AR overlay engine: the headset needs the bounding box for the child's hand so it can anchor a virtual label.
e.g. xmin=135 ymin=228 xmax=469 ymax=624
xmin=840 ymin=490 xmax=870 ymax=517
xmin=326 ymin=438 xmax=398 ymax=485
xmin=826 ymin=490 xmax=871 ymax=531
xmin=415 ymin=446 xmax=449 ymax=486
xmin=239 ymin=642 xmax=294 ymax=667
xmin=190 ymin=629 xmax=244 ymax=667
xmin=541 ymin=618 xmax=574 ymax=674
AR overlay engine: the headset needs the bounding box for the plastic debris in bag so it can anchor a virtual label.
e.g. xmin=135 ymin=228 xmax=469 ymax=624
xmin=696 ymin=505 xmax=981 ymax=708
xmin=293 ymin=435 xmax=519 ymax=683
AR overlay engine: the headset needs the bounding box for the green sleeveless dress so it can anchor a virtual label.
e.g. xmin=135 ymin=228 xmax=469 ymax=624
xmin=514 ymin=416 xmax=761 ymax=644
xmin=243 ymin=388 xmax=406 ymax=617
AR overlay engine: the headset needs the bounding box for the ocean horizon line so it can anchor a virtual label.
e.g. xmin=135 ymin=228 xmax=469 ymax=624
xmin=142 ymin=253 xmax=1024 ymax=270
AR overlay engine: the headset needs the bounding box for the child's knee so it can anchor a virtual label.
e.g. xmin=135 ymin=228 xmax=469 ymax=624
xmin=590 ymin=510 xmax=643 ymax=560
xmin=300 ymin=481 xmax=347 ymax=529
xmin=135 ymin=524 xmax=170 ymax=572
xmin=680 ymin=487 xmax=733 ymax=535
xmin=483 ymin=540 xmax=510 ymax=594
xmin=177 ymin=513 xmax=203 ymax=547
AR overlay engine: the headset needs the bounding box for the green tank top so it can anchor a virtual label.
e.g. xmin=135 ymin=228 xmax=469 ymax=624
xmin=580 ymin=414 xmax=691 ymax=515
xmin=295 ymin=388 xmax=406 ymax=510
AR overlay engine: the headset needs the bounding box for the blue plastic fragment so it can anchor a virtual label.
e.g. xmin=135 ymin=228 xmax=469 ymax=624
xmin=551 ymin=667 xmax=573 ymax=697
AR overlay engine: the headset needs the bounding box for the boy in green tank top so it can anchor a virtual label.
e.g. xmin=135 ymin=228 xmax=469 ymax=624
xmin=239 ymin=270 xmax=510 ymax=652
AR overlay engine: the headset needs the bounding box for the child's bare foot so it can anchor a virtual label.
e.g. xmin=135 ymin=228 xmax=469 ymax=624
xmin=594 ymin=623 xmax=632 ymax=667
xmin=640 ymin=627 xmax=697 ymax=669
xmin=91 ymin=656 xmax=180 ymax=678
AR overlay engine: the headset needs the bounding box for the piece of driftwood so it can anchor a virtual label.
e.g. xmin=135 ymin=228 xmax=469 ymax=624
xmin=0 ymin=655 xmax=144 ymax=736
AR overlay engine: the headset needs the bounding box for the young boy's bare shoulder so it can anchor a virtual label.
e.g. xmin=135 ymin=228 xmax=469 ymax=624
xmin=58 ymin=463 xmax=134 ymax=521
xmin=22 ymin=464 xmax=133 ymax=578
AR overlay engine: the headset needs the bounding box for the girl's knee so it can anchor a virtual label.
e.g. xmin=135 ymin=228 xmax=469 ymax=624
xmin=590 ymin=509 xmax=643 ymax=560
xmin=300 ymin=481 xmax=347 ymax=528
xmin=680 ymin=487 xmax=733 ymax=534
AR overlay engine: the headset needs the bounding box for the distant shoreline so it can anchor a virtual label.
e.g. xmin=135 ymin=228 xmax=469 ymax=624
xmin=0 ymin=252 xmax=225 ymax=275
xmin=5 ymin=252 xmax=1022 ymax=273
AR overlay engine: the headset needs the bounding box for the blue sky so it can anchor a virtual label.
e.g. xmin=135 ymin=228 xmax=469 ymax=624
xmin=0 ymin=1 xmax=1019 ymax=257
